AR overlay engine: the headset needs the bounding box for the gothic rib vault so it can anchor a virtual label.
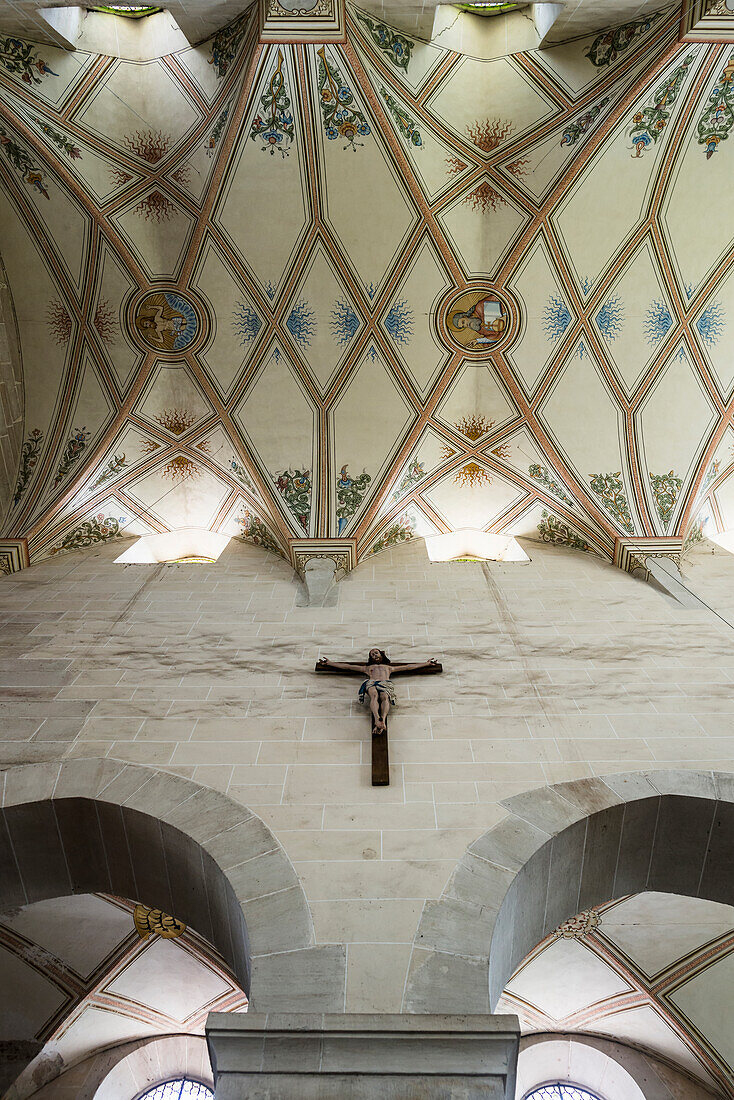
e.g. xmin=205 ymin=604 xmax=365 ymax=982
xmin=1 ymin=4 xmax=734 ymax=571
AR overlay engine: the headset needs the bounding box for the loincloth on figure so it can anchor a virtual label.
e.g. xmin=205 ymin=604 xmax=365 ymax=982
xmin=358 ymin=679 xmax=397 ymax=707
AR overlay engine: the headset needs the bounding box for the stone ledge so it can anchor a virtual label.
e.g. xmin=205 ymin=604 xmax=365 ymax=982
xmin=207 ymin=1013 xmax=519 ymax=1098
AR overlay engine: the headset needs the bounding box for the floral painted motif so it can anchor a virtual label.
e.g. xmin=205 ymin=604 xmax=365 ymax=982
xmin=650 ymin=470 xmax=682 ymax=526
xmin=233 ymin=302 xmax=262 ymax=344
xmin=230 ymin=456 xmax=254 ymax=489
xmin=206 ymin=105 xmax=230 ymax=157
xmin=529 ymin=464 xmax=574 ymax=507
xmin=589 ymin=472 xmax=634 ymax=533
xmin=53 ymin=427 xmax=91 ymax=488
xmin=538 ymin=510 xmax=590 ymax=552
xmin=561 ymin=97 xmax=610 ymax=146
xmin=32 ymin=118 xmax=81 ymax=160
xmin=250 ymin=51 xmax=294 ymax=157
xmin=369 ymin=513 xmax=416 ymax=555
xmin=596 ymin=296 xmax=624 ymax=341
xmin=696 ymin=301 xmax=726 ymax=346
xmin=380 ymin=87 xmax=421 ymax=146
xmin=0 ymin=125 xmax=49 ymax=198
xmin=13 ymin=429 xmax=42 ymax=505
xmin=317 ymin=47 xmax=370 ymax=151
xmin=240 ymin=509 xmax=279 ymax=553
xmin=393 ymin=457 xmax=426 ymax=500
xmin=701 ymin=458 xmax=721 ymax=494
xmin=384 ymin=299 xmax=413 ymax=344
xmin=47 ymin=299 xmax=72 ymax=345
xmin=275 ymin=467 xmax=311 ymax=531
xmin=0 ymin=38 xmax=58 ymax=85
xmin=698 ymin=52 xmax=734 ymax=157
xmin=330 ymin=299 xmax=360 ymax=346
xmin=355 ymin=12 xmax=414 ymax=72
xmin=543 ymin=295 xmax=572 ymax=341
xmin=628 ymin=55 xmax=695 ymax=158
xmin=210 ymin=13 xmax=249 ymax=79
xmin=287 ymin=300 xmax=316 ymax=347
xmin=586 ymin=13 xmax=662 ymax=68
xmin=51 ymin=513 xmax=123 ymax=554
xmin=683 ymin=518 xmax=705 ymax=552
xmin=93 ymin=453 xmax=127 ymax=488
xmin=552 ymin=908 xmax=601 ymax=939
xmin=644 ymin=300 xmax=673 ymax=345
xmin=336 ymin=464 xmax=371 ymax=533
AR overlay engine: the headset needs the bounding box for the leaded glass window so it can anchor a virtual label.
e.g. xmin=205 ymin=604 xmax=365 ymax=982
xmin=137 ymin=1080 xmax=213 ymax=1100
xmin=525 ymin=1087 xmax=603 ymax=1100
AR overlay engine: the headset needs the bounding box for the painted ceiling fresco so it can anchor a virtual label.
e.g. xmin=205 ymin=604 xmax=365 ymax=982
xmin=498 ymin=892 xmax=734 ymax=1097
xmin=2 ymin=4 xmax=734 ymax=567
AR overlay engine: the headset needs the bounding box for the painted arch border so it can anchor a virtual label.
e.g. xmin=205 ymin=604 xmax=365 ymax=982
xmin=404 ymin=769 xmax=734 ymax=1012
xmin=0 ymin=757 xmax=345 ymax=1012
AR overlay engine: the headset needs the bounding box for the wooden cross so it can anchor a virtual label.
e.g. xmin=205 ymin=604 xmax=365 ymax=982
xmin=315 ymin=656 xmax=443 ymax=786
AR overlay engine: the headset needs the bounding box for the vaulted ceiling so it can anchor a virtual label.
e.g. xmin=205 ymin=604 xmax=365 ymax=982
xmin=1 ymin=2 xmax=734 ymax=566
xmin=0 ymin=893 xmax=246 ymax=1098
xmin=499 ymin=891 xmax=734 ymax=1098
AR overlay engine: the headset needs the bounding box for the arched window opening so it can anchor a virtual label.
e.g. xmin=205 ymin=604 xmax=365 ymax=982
xmin=454 ymin=1 xmax=529 ymax=14
xmin=91 ymin=5 xmax=163 ymax=15
xmin=137 ymin=1080 xmax=214 ymax=1100
xmin=525 ymin=1086 xmax=603 ymax=1100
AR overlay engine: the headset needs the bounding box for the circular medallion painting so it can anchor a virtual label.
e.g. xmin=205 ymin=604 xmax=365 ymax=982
xmin=438 ymin=285 xmax=516 ymax=355
xmin=132 ymin=290 xmax=203 ymax=354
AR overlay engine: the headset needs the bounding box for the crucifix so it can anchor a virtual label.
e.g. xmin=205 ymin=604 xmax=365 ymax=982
xmin=315 ymin=649 xmax=443 ymax=786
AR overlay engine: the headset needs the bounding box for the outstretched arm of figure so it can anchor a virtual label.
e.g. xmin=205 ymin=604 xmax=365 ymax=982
xmin=317 ymin=658 xmax=368 ymax=674
xmin=390 ymin=659 xmax=440 ymax=675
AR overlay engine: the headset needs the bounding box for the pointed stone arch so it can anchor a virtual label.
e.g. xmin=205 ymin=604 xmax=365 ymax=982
xmin=0 ymin=758 xmax=345 ymax=1012
xmin=404 ymin=770 xmax=734 ymax=1012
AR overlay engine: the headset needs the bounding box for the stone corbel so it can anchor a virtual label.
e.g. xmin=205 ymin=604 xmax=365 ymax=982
xmin=291 ymin=539 xmax=356 ymax=606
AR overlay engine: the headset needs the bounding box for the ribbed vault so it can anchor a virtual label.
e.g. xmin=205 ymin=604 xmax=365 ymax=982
xmin=0 ymin=4 xmax=733 ymax=571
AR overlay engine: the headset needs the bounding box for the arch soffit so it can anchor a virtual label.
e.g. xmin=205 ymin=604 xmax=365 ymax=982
xmin=404 ymin=770 xmax=734 ymax=1012
xmin=517 ymin=1033 xmax=720 ymax=1100
xmin=0 ymin=758 xmax=345 ymax=1012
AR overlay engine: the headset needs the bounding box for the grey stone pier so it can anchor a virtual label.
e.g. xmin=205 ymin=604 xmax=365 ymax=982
xmin=206 ymin=1012 xmax=520 ymax=1099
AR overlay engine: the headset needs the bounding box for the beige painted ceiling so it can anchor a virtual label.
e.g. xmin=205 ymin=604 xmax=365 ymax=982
xmin=499 ymin=891 xmax=734 ymax=1097
xmin=0 ymin=3 xmax=733 ymax=569
xmin=0 ymin=892 xmax=246 ymax=1098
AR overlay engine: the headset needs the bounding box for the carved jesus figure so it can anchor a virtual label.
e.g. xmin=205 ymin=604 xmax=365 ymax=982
xmin=318 ymin=649 xmax=439 ymax=732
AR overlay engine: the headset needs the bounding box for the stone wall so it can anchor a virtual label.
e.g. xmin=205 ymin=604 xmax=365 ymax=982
xmin=0 ymin=534 xmax=732 ymax=1010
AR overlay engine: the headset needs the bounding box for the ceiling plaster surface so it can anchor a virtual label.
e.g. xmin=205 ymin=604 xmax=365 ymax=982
xmin=499 ymin=891 xmax=734 ymax=1096
xmin=0 ymin=893 xmax=247 ymax=1099
xmin=4 ymin=1 xmax=734 ymax=573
